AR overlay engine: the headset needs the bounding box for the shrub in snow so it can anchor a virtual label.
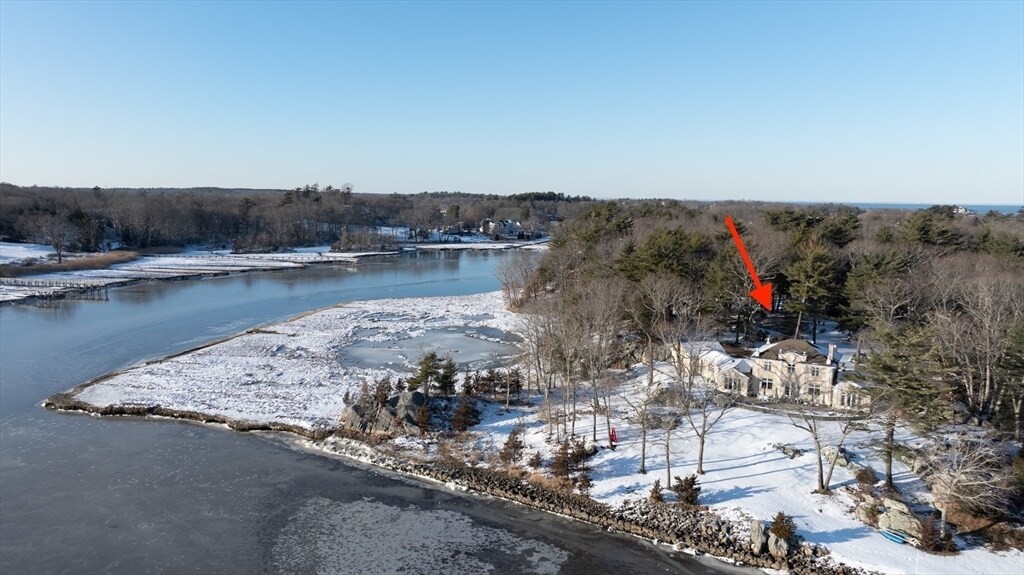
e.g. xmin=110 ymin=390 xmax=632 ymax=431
xmin=527 ymin=451 xmax=543 ymax=469
xmin=855 ymin=466 xmax=877 ymax=487
xmin=499 ymin=424 xmax=526 ymax=464
xmin=451 ymin=395 xmax=479 ymax=432
xmin=550 ymin=442 xmax=570 ymax=479
xmin=671 ymin=474 xmax=701 ymax=506
xmin=770 ymin=511 xmax=796 ymax=542
xmin=577 ymin=471 xmax=593 ymax=496
xmin=649 ymin=479 xmax=664 ymax=504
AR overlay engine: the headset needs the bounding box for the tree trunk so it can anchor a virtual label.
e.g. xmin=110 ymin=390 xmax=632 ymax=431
xmin=696 ymin=433 xmax=706 ymax=475
xmin=793 ymin=310 xmax=803 ymax=339
xmin=884 ymin=416 xmax=896 ymax=491
xmin=602 ymin=390 xmax=612 ymax=448
xmin=639 ymin=422 xmax=647 ymax=474
xmin=1013 ymin=396 xmax=1022 ymax=442
xmin=665 ymin=431 xmax=672 ymax=486
xmin=814 ymin=436 xmax=825 ymax=492
xmin=940 ymin=506 xmax=948 ymax=538
xmin=811 ymin=314 xmax=818 ymax=345
xmin=544 ymin=381 xmax=552 ymax=439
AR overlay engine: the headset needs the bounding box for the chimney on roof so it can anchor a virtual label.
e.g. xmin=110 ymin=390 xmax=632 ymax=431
xmin=827 ymin=343 xmax=836 ymax=364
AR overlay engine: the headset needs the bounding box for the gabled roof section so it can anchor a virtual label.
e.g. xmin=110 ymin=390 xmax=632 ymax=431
xmin=751 ymin=338 xmax=830 ymax=365
xmin=681 ymin=341 xmax=753 ymax=374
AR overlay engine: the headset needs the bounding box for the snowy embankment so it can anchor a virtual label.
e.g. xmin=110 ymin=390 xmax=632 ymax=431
xmin=47 ymin=292 xmax=517 ymax=434
xmin=0 ymin=242 xmax=400 ymax=303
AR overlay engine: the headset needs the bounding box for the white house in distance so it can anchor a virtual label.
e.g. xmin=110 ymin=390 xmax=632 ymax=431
xmin=675 ymin=338 xmax=868 ymax=409
xmin=479 ymin=219 xmax=522 ymax=238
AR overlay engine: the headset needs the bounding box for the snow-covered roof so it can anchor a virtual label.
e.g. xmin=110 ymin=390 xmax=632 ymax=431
xmin=681 ymin=341 xmax=752 ymax=374
xmin=751 ymin=338 xmax=831 ymax=365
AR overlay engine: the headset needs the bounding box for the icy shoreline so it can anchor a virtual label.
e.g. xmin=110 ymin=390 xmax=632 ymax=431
xmin=45 ymin=291 xmax=518 ymax=433
xmin=0 ymin=239 xmax=546 ymax=304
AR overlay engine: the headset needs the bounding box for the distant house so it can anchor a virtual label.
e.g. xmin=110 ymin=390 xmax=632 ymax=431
xmin=675 ymin=338 xmax=868 ymax=409
xmin=479 ymin=219 xmax=522 ymax=238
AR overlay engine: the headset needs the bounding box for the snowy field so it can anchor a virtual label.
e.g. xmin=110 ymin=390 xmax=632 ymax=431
xmin=67 ymin=292 xmax=517 ymax=431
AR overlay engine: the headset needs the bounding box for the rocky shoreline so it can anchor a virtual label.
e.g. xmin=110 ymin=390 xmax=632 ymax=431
xmin=43 ymin=386 xmax=872 ymax=575
xmin=307 ymin=433 xmax=869 ymax=575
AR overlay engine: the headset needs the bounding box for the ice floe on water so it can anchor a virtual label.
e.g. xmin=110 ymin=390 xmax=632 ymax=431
xmin=271 ymin=496 xmax=568 ymax=575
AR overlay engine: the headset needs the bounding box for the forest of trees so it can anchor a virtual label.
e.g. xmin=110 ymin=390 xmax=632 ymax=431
xmin=0 ymin=183 xmax=596 ymax=254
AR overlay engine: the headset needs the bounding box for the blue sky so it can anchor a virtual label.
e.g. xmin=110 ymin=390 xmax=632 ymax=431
xmin=1 ymin=1 xmax=1021 ymax=204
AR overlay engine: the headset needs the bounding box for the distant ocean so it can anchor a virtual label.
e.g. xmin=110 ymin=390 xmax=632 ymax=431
xmin=790 ymin=201 xmax=1022 ymax=215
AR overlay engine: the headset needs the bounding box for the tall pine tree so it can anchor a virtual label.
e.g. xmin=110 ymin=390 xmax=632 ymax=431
xmin=852 ymin=324 xmax=947 ymax=490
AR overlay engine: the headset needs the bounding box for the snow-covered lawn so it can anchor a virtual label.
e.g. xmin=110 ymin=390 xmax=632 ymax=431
xmin=68 ymin=292 xmax=517 ymax=431
xmin=468 ymin=364 xmax=1022 ymax=575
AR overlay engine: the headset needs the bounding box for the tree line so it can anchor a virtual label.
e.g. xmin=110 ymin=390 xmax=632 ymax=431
xmin=0 ymin=183 xmax=597 ymax=255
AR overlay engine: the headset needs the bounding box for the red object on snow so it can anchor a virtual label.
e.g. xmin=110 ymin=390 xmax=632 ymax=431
xmin=609 ymin=427 xmax=618 ymax=444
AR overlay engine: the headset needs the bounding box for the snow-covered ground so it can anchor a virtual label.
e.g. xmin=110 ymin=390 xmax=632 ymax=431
xmin=469 ymin=363 xmax=1023 ymax=575
xmin=67 ymin=292 xmax=517 ymax=431
xmin=0 ymin=242 xmax=402 ymax=303
xmin=0 ymin=241 xmax=57 ymax=265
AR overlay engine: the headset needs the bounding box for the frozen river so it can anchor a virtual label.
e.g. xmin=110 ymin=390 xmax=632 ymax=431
xmin=0 ymin=251 xmax=738 ymax=574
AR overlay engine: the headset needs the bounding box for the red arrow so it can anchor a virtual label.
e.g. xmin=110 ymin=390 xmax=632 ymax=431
xmin=724 ymin=216 xmax=773 ymax=311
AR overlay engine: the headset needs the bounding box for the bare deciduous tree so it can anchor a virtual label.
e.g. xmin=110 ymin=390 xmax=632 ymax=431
xmin=29 ymin=213 xmax=78 ymax=263
xmin=928 ymin=436 xmax=1012 ymax=538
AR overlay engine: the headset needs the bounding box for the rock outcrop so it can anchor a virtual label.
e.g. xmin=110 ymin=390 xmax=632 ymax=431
xmin=823 ymin=446 xmax=851 ymax=467
xmin=768 ymin=532 xmax=790 ymax=559
xmin=750 ymin=519 xmax=768 ymax=554
xmin=877 ymin=497 xmax=922 ymax=539
xmin=338 ymin=391 xmax=426 ymax=435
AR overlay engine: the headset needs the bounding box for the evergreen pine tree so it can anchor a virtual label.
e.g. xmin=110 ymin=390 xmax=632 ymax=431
xmin=407 ymin=352 xmax=441 ymax=397
xmin=851 ymin=324 xmax=946 ymax=490
xmin=437 ymin=356 xmax=458 ymax=396
xmin=786 ymin=241 xmax=836 ymax=343
xmin=451 ymin=394 xmax=479 ymax=432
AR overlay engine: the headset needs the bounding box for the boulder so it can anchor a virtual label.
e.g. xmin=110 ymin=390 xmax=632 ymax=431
xmin=768 ymin=533 xmax=789 ymax=559
xmin=854 ymin=502 xmax=878 ymax=526
xmin=338 ymin=391 xmax=426 ymax=435
xmin=750 ymin=520 xmax=768 ymax=555
xmin=877 ymin=498 xmax=922 ymax=539
xmin=823 ymin=446 xmax=851 ymax=467
xmin=881 ymin=497 xmax=912 ymax=516
xmin=772 ymin=443 xmax=805 ymax=459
